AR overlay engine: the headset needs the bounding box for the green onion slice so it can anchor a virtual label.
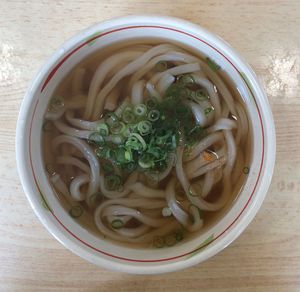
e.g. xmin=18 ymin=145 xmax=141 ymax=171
xmin=175 ymin=231 xmax=184 ymax=242
xmin=133 ymin=104 xmax=147 ymax=117
xmin=145 ymin=97 xmax=158 ymax=109
xmin=42 ymin=121 xmax=54 ymax=132
xmin=110 ymin=121 xmax=126 ymax=135
xmin=154 ymin=61 xmax=168 ymax=72
xmin=147 ymin=109 xmax=160 ymax=122
xmin=153 ymin=236 xmax=165 ymax=248
xmin=178 ymin=74 xmax=195 ymax=85
xmin=105 ymin=113 xmax=119 ymax=127
xmin=138 ymin=153 xmax=154 ymax=169
xmin=204 ymin=106 xmax=214 ymax=115
xmin=88 ymin=132 xmax=105 ymax=145
xmin=129 ymin=133 xmax=147 ymax=151
xmin=105 ymin=174 xmax=122 ymax=191
xmin=165 ymin=234 xmax=177 ymax=246
xmin=137 ymin=120 xmax=152 ymax=136
xmin=111 ymin=219 xmax=124 ymax=229
xmin=96 ymin=123 xmax=109 ymax=136
xmin=69 ymin=205 xmax=83 ymax=218
xmin=49 ymin=96 xmax=64 ymax=111
xmin=122 ymin=107 xmax=136 ymax=124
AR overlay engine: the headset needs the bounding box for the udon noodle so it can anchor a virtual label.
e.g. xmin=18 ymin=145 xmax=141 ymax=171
xmin=43 ymin=42 xmax=249 ymax=247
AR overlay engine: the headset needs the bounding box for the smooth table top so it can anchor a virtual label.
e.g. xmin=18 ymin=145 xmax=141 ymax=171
xmin=1 ymin=1 xmax=300 ymax=291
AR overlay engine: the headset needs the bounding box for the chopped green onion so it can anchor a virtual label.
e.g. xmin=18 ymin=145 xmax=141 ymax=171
xmin=138 ymin=153 xmax=154 ymax=169
xmin=122 ymin=107 xmax=136 ymax=124
xmin=105 ymin=174 xmax=122 ymax=191
xmin=105 ymin=113 xmax=119 ymax=128
xmin=133 ymin=104 xmax=147 ymax=117
xmin=206 ymin=57 xmax=221 ymax=71
xmin=110 ymin=121 xmax=126 ymax=135
xmin=178 ymin=74 xmax=195 ymax=85
xmin=42 ymin=121 xmax=54 ymax=132
xmin=137 ymin=120 xmax=152 ymax=136
xmin=147 ymin=109 xmax=160 ymax=122
xmin=165 ymin=234 xmax=177 ymax=246
xmin=49 ymin=96 xmax=64 ymax=111
xmin=88 ymin=132 xmax=105 ymax=145
xmin=153 ymin=236 xmax=165 ymax=248
xmin=125 ymin=136 xmax=143 ymax=151
xmin=194 ymin=89 xmax=208 ymax=102
xmin=130 ymin=133 xmax=147 ymax=150
xmin=175 ymin=231 xmax=184 ymax=242
xmin=45 ymin=163 xmax=56 ymax=176
xmin=146 ymin=146 xmax=163 ymax=159
xmin=114 ymin=99 xmax=131 ymax=118
xmin=111 ymin=219 xmax=124 ymax=229
xmin=96 ymin=123 xmax=109 ymax=136
xmin=204 ymin=106 xmax=214 ymax=115
xmin=162 ymin=207 xmax=172 ymax=217
xmin=96 ymin=147 xmax=114 ymax=160
xmin=115 ymin=147 xmax=132 ymax=164
xmin=122 ymin=161 xmax=137 ymax=173
xmin=102 ymin=162 xmax=114 ymax=174
xmin=145 ymin=97 xmax=158 ymax=109
xmin=154 ymin=61 xmax=168 ymax=72
xmin=69 ymin=205 xmax=83 ymax=218
xmin=106 ymin=134 xmax=124 ymax=145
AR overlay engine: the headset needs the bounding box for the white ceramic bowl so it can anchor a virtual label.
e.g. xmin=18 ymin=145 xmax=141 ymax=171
xmin=16 ymin=15 xmax=275 ymax=274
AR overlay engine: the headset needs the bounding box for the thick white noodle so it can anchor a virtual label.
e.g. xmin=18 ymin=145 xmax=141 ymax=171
xmin=187 ymin=156 xmax=227 ymax=179
xmin=84 ymin=50 xmax=143 ymax=119
xmin=157 ymin=74 xmax=175 ymax=95
xmin=104 ymin=85 xmax=121 ymax=111
xmin=45 ymin=108 xmax=65 ymax=121
xmin=150 ymin=63 xmax=201 ymax=85
xmin=129 ymin=183 xmax=166 ymax=199
xmin=145 ymin=82 xmax=161 ymax=100
xmin=65 ymin=111 xmax=102 ymax=131
xmin=166 ymin=179 xmax=203 ymax=232
xmin=176 ymin=146 xmax=229 ymax=211
xmin=102 ymin=205 xmax=168 ymax=227
xmin=131 ymin=80 xmax=145 ymax=105
xmin=94 ymin=198 xmax=180 ymax=243
xmin=52 ymin=135 xmax=100 ymax=201
xmin=191 ymin=74 xmax=221 ymax=119
xmin=53 ymin=120 xmax=93 ymax=139
xmin=91 ymin=44 xmax=175 ymax=119
xmin=207 ymin=118 xmax=237 ymax=133
xmin=199 ymin=60 xmax=237 ymax=116
xmin=187 ymin=101 xmax=211 ymax=127
xmin=128 ymin=51 xmax=198 ymax=88
xmin=99 ymin=172 xmax=138 ymax=199
xmin=184 ymin=132 xmax=224 ymax=161
xmin=201 ymin=171 xmax=215 ymax=198
xmin=50 ymin=174 xmax=74 ymax=205
xmin=56 ymin=156 xmax=90 ymax=173
xmin=69 ymin=174 xmax=89 ymax=201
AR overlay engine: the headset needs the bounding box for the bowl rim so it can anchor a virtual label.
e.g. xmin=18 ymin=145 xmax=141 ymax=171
xmin=16 ymin=14 xmax=276 ymax=274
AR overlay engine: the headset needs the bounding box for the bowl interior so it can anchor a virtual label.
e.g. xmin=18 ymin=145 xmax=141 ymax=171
xmin=17 ymin=16 xmax=272 ymax=273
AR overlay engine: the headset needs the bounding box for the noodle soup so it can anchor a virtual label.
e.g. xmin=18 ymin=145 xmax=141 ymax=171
xmin=43 ymin=40 xmax=251 ymax=248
